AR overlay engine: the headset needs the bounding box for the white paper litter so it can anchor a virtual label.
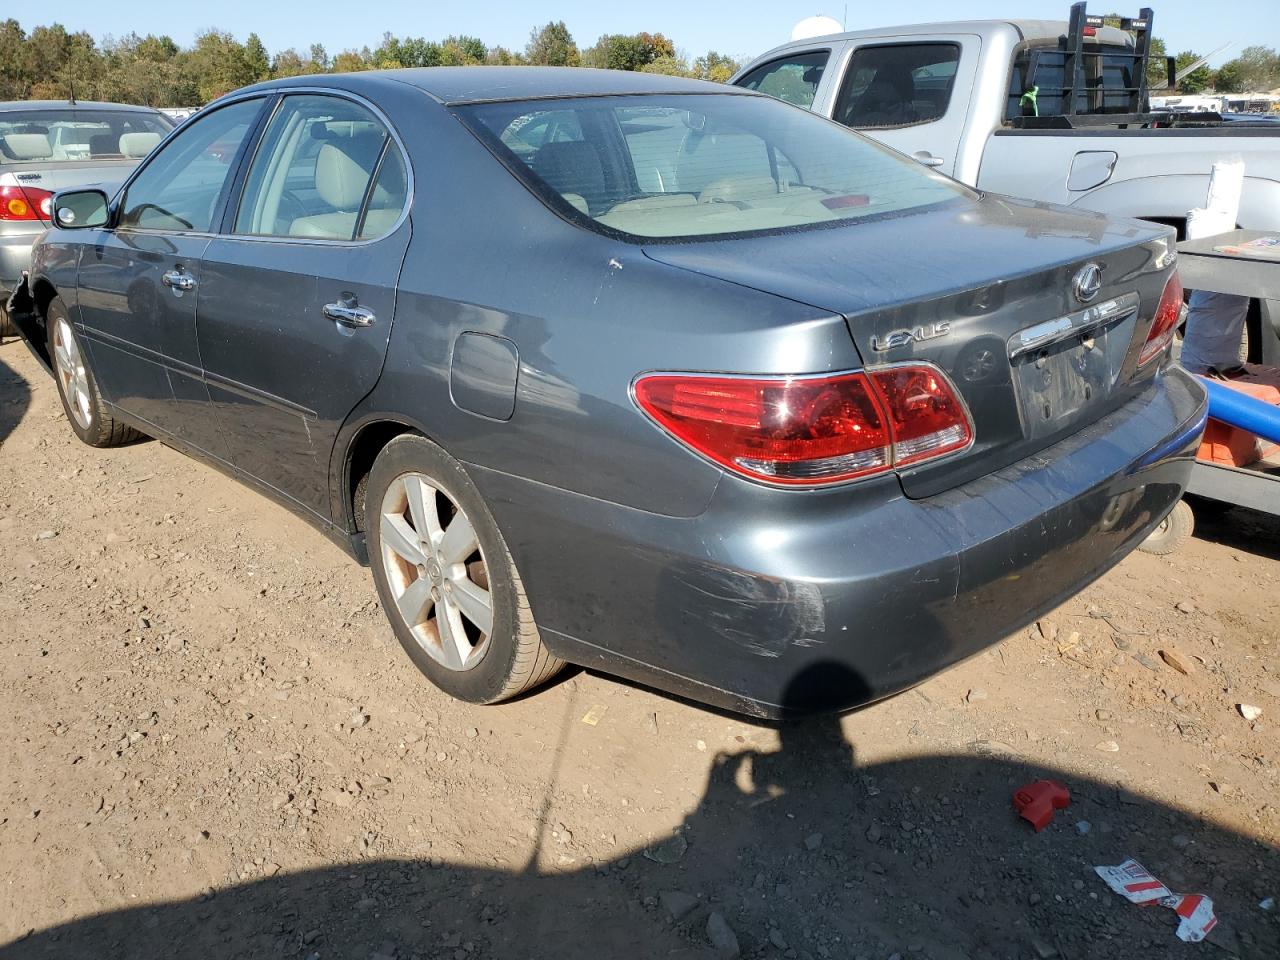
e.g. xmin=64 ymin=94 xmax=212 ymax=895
xmin=1095 ymin=858 xmax=1218 ymax=943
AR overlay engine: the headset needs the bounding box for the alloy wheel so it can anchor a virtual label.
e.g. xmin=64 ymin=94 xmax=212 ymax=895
xmin=379 ymin=472 xmax=492 ymax=671
xmin=53 ymin=317 xmax=91 ymax=430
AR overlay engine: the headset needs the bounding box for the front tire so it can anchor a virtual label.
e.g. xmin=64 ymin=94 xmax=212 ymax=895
xmin=46 ymin=297 xmax=142 ymax=447
xmin=365 ymin=434 xmax=564 ymax=703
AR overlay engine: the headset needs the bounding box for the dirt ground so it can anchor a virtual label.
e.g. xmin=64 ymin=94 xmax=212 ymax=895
xmin=0 ymin=337 xmax=1277 ymax=960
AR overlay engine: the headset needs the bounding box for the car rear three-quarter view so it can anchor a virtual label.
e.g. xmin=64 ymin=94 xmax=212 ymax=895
xmin=13 ymin=68 xmax=1206 ymax=718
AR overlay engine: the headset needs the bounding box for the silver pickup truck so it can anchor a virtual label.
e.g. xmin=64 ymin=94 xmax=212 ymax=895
xmin=734 ymin=6 xmax=1280 ymax=361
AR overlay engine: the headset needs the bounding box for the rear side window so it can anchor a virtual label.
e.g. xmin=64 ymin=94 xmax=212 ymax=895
xmin=460 ymin=93 xmax=969 ymax=241
xmin=833 ymin=43 xmax=961 ymax=129
xmin=119 ymin=98 xmax=261 ymax=233
xmin=234 ymin=94 xmax=404 ymax=241
xmin=735 ymin=51 xmax=830 ymax=108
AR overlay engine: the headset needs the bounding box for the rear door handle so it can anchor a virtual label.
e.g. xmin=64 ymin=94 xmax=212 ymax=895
xmin=323 ymin=295 xmax=376 ymax=328
xmin=161 ymin=269 xmax=196 ymax=291
xmin=912 ymin=151 xmax=945 ymax=168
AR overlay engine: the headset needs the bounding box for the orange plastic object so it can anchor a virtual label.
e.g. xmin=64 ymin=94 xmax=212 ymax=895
xmin=1196 ymin=367 xmax=1280 ymax=467
xmin=1013 ymin=779 xmax=1071 ymax=832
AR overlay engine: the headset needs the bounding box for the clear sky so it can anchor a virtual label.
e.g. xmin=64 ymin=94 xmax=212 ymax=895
xmin=40 ymin=1 xmax=1279 ymax=68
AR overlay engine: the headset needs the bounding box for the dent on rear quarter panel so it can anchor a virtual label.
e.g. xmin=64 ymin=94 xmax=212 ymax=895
xmin=362 ymin=92 xmax=862 ymax=519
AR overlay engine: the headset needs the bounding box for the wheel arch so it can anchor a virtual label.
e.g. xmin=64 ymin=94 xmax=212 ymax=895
xmin=12 ymin=275 xmax=59 ymax=369
xmin=334 ymin=414 xmax=426 ymax=543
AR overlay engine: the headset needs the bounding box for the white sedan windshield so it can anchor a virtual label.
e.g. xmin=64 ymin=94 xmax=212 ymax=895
xmin=460 ymin=93 xmax=970 ymax=240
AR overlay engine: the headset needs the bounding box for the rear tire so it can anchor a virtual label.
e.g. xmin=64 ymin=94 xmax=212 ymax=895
xmin=46 ymin=296 xmax=142 ymax=447
xmin=1139 ymin=499 xmax=1194 ymax=556
xmin=365 ymin=433 xmax=565 ymax=704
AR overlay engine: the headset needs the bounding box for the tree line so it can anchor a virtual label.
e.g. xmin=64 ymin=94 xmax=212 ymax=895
xmin=3 ymin=16 xmax=1275 ymax=110
xmin=0 ymin=19 xmax=742 ymax=107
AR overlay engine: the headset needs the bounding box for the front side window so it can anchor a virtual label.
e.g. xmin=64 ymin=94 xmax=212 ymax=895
xmin=0 ymin=108 xmax=171 ymax=163
xmin=735 ymin=51 xmax=830 ymax=108
xmin=235 ymin=95 xmax=403 ymax=241
xmin=460 ymin=93 xmax=968 ymax=241
xmin=833 ymin=43 xmax=961 ymax=129
xmin=119 ymin=99 xmax=262 ymax=233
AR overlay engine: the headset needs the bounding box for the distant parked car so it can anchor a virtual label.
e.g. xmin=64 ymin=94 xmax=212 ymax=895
xmin=10 ymin=68 xmax=1206 ymax=717
xmin=0 ymin=100 xmax=172 ymax=336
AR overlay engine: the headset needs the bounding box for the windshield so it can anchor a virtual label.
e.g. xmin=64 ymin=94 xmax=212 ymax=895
xmin=458 ymin=93 xmax=970 ymax=240
xmin=0 ymin=108 xmax=172 ymax=164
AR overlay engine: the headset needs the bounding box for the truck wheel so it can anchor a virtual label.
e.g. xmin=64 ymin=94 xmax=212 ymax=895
xmin=1139 ymin=500 xmax=1194 ymax=556
xmin=46 ymin=297 xmax=143 ymax=447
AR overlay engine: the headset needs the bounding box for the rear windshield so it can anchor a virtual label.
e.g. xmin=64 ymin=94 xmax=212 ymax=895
xmin=1006 ymin=46 xmax=1143 ymax=119
xmin=0 ymin=109 xmax=173 ymax=164
xmin=458 ymin=93 xmax=970 ymax=240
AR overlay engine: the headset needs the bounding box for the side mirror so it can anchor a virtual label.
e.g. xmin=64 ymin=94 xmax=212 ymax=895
xmin=52 ymin=189 xmax=110 ymax=229
xmin=1166 ymin=55 xmax=1177 ymax=91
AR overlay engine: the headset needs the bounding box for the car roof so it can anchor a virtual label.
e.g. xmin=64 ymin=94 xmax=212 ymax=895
xmin=241 ymin=66 xmax=740 ymax=106
xmin=0 ymin=99 xmax=166 ymax=113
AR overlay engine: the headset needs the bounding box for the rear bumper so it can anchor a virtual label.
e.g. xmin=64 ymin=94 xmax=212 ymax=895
xmin=0 ymin=224 xmax=41 ymax=294
xmin=472 ymin=367 xmax=1208 ymax=718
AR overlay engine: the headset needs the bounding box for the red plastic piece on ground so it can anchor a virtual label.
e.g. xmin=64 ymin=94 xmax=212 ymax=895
xmin=1012 ymin=779 xmax=1071 ymax=832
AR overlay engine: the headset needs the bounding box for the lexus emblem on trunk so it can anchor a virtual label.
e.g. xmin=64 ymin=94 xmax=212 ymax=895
xmin=1072 ymin=263 xmax=1103 ymax=303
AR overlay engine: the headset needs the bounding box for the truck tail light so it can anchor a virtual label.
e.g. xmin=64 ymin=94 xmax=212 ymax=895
xmin=1139 ymin=271 xmax=1184 ymax=366
xmin=633 ymin=365 xmax=972 ymax=486
xmin=0 ymin=185 xmax=54 ymax=222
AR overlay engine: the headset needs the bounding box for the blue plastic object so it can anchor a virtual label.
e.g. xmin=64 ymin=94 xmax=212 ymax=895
xmin=1199 ymin=376 xmax=1280 ymax=445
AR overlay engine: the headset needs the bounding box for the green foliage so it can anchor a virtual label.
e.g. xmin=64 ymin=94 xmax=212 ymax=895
xmin=1173 ymin=50 xmax=1211 ymax=94
xmin=526 ymin=21 xmax=578 ymax=66
xmin=0 ymin=17 xmax=741 ymax=107
xmin=1213 ymin=61 xmax=1244 ymax=94
xmin=1231 ymin=45 xmax=1280 ymax=91
xmin=244 ymin=33 xmax=270 ymax=81
xmin=1145 ymin=35 xmax=1169 ymax=89
xmin=693 ymin=51 xmax=740 ymax=83
xmin=582 ymin=32 xmax=675 ymax=72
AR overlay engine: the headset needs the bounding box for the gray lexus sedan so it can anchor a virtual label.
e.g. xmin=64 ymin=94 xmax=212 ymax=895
xmin=8 ymin=68 xmax=1206 ymax=716
xmin=0 ymin=100 xmax=173 ymax=336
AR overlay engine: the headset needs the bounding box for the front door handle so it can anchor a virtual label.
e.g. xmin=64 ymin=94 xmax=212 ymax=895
xmin=912 ymin=151 xmax=945 ymax=168
xmin=161 ymin=269 xmax=196 ymax=291
xmin=323 ymin=294 xmax=376 ymax=328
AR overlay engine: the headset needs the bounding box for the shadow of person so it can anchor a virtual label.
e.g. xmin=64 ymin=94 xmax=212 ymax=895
xmin=0 ymin=345 xmax=32 ymax=446
xmin=5 ymin=663 xmax=1277 ymax=959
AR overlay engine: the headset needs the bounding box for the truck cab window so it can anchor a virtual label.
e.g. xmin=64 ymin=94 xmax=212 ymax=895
xmin=736 ymin=51 xmax=830 ymax=108
xmin=834 ymin=44 xmax=961 ymax=130
xmin=1006 ymin=47 xmax=1143 ymax=120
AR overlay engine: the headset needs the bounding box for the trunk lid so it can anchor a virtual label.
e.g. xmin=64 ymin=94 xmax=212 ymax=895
xmin=1 ymin=159 xmax=137 ymax=196
xmin=642 ymin=195 xmax=1176 ymax=496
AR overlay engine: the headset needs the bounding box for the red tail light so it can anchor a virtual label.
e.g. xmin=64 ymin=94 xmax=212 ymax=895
xmin=0 ymin=185 xmax=54 ymax=222
xmin=1139 ymin=271 xmax=1184 ymax=366
xmin=634 ymin=365 xmax=972 ymax=486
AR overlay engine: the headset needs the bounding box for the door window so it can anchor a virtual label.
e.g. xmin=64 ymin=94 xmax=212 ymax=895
xmin=234 ymin=95 xmax=403 ymax=241
xmin=357 ymin=147 xmax=409 ymax=239
xmin=735 ymin=51 xmax=830 ymax=108
xmin=118 ymin=99 xmax=263 ymax=232
xmin=833 ymin=43 xmax=961 ymax=129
